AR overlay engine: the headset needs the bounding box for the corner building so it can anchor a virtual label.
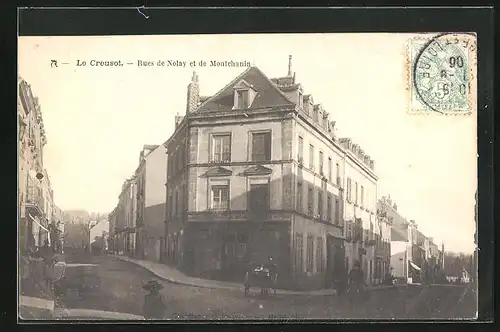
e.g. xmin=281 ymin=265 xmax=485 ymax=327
xmin=165 ymin=58 xmax=378 ymax=290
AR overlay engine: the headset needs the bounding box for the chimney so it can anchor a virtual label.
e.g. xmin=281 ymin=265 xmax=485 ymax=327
xmin=288 ymin=55 xmax=293 ymax=76
xmin=186 ymin=71 xmax=200 ymax=114
xmin=175 ymin=112 xmax=184 ymax=128
xmin=393 ymin=203 xmax=397 ymax=211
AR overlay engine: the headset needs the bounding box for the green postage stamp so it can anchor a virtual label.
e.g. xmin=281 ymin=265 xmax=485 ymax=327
xmin=408 ymin=33 xmax=477 ymax=115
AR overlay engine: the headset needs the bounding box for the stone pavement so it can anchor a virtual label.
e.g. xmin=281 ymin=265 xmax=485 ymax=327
xmin=111 ymin=255 xmax=337 ymax=296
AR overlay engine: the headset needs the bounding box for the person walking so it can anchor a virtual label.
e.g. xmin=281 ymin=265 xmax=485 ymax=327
xmin=142 ymin=280 xmax=167 ymax=320
xmin=348 ymin=260 xmax=366 ymax=305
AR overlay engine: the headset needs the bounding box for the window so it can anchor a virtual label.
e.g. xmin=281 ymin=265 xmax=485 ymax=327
xmin=178 ymin=185 xmax=184 ymax=213
xmin=309 ymin=144 xmax=314 ymax=170
xmin=327 ymin=195 xmax=332 ymax=222
xmin=297 ymin=181 xmax=303 ymax=212
xmin=316 ymin=238 xmax=324 ymax=272
xmin=319 ymin=151 xmax=324 ymax=175
xmin=174 ymin=190 xmax=179 ymax=216
xmin=298 ymin=136 xmax=304 ymax=163
xmin=295 ymin=233 xmax=304 ymax=273
xmin=252 ymin=132 xmax=271 ymax=162
xmin=336 ymin=163 xmax=340 ymax=186
xmin=306 ymin=235 xmax=314 ymax=273
xmin=318 ymin=191 xmax=323 ymax=219
xmin=347 ymin=178 xmax=352 ymax=201
xmin=346 ymin=220 xmax=353 ymax=239
xmin=249 ymin=183 xmax=269 ymax=216
xmin=211 ymin=185 xmax=229 ymax=211
xmin=295 ymin=233 xmax=304 ymax=272
xmin=328 ymin=157 xmax=332 ymax=181
xmin=313 ymin=108 xmax=319 ymax=122
xmin=307 ymin=186 xmax=314 ymax=215
xmin=212 ymin=134 xmax=231 ymax=163
xmin=361 ymin=185 xmax=365 ymax=207
xmin=335 ymin=198 xmax=340 ymax=224
xmin=355 ymin=182 xmax=359 ymax=205
xmin=236 ymin=89 xmax=249 ymax=108
xmin=298 ymin=91 xmax=303 ymax=108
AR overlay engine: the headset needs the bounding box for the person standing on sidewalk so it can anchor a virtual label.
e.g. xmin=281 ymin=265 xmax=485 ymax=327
xmin=142 ymin=280 xmax=167 ymax=320
xmin=41 ymin=239 xmax=55 ymax=289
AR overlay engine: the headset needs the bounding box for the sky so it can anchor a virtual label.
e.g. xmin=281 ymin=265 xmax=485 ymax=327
xmin=18 ymin=34 xmax=477 ymax=253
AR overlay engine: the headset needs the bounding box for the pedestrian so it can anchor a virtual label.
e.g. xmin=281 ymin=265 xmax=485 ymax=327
xmin=348 ymin=260 xmax=366 ymax=304
xmin=142 ymin=280 xmax=166 ymax=320
xmin=335 ymin=264 xmax=348 ymax=298
xmin=41 ymin=239 xmax=55 ymax=289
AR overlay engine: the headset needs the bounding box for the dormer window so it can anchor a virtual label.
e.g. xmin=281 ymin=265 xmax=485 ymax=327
xmin=298 ymin=91 xmax=303 ymax=109
xmin=233 ymin=79 xmax=256 ymax=110
xmin=236 ymin=89 xmax=249 ymax=109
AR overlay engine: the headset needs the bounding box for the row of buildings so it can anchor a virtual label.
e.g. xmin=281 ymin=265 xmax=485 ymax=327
xmin=108 ymin=57 xmax=444 ymax=290
xmin=18 ymin=77 xmax=65 ymax=254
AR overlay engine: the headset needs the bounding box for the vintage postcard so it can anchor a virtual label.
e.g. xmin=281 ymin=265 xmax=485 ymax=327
xmin=18 ymin=33 xmax=478 ymax=321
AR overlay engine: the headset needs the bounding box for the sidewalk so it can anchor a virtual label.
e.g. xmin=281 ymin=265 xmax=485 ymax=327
xmin=19 ymin=256 xmax=66 ymax=319
xmin=112 ymin=255 xmax=337 ymax=296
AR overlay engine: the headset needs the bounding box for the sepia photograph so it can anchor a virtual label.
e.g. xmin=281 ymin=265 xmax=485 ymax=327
xmin=18 ymin=32 xmax=478 ymax=321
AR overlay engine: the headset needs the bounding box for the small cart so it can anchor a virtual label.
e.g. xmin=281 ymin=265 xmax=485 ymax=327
xmin=244 ymin=264 xmax=278 ymax=298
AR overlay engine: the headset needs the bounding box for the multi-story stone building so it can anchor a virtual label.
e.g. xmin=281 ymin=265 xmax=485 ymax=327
xmin=115 ymin=178 xmax=137 ymax=256
xmin=383 ymin=196 xmax=412 ymax=282
xmin=164 ymin=58 xmax=378 ymax=290
xmin=134 ymin=144 xmax=168 ymax=262
xmin=18 ymin=77 xmax=50 ymax=252
xmin=108 ymin=207 xmax=117 ymax=253
xmin=339 ymin=138 xmax=378 ymax=287
xmin=374 ymin=203 xmax=392 ymax=285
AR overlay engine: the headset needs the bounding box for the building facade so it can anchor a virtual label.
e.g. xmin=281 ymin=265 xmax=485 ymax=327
xmin=339 ymin=138 xmax=378 ymax=287
xmin=108 ymin=207 xmax=117 ymax=253
xmin=18 ymin=77 xmax=61 ymax=253
xmin=165 ymin=59 xmax=379 ymax=290
xmin=114 ymin=178 xmax=137 ymax=256
xmin=134 ymin=144 xmax=168 ymax=262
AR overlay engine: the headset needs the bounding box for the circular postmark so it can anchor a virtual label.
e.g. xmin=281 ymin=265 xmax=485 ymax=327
xmin=412 ymin=33 xmax=473 ymax=113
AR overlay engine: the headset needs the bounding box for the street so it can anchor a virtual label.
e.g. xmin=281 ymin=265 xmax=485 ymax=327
xmin=53 ymin=255 xmax=476 ymax=320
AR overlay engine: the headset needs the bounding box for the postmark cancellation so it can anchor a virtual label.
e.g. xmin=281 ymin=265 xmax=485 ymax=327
xmin=407 ymin=33 xmax=477 ymax=115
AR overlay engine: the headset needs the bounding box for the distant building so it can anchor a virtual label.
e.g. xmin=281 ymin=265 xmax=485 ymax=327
xmin=383 ymin=196 xmax=419 ymax=283
xmin=108 ymin=207 xmax=117 ymax=253
xmin=134 ymin=144 xmax=168 ymax=262
xmin=115 ymin=178 xmax=137 ymax=256
xmin=64 ymin=222 xmax=90 ymax=251
xmin=374 ymin=201 xmax=392 ymax=284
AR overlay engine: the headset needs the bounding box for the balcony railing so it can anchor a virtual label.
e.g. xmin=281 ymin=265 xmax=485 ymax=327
xmin=25 ymin=185 xmax=45 ymax=214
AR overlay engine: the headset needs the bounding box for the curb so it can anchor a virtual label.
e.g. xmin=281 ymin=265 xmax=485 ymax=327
xmin=111 ymin=255 xmax=242 ymax=291
xmin=111 ymin=255 xmax=338 ymax=296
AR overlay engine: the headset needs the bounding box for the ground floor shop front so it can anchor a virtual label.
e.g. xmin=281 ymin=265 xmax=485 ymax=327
xmin=166 ymin=215 xmax=346 ymax=290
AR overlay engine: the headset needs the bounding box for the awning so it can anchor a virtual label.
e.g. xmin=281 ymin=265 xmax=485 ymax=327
xmin=409 ymin=261 xmax=421 ymax=271
xmin=29 ymin=214 xmax=49 ymax=233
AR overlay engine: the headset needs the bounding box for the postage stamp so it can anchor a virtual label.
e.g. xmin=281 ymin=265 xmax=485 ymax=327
xmin=407 ymin=33 xmax=477 ymax=115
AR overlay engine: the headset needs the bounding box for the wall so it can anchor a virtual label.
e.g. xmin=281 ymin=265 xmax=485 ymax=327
xmin=195 ymin=121 xmax=285 ymax=213
xmin=144 ymin=145 xmax=167 ymax=240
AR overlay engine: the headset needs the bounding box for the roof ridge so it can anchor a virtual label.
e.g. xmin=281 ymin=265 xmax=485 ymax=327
xmin=252 ymin=66 xmax=295 ymax=105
